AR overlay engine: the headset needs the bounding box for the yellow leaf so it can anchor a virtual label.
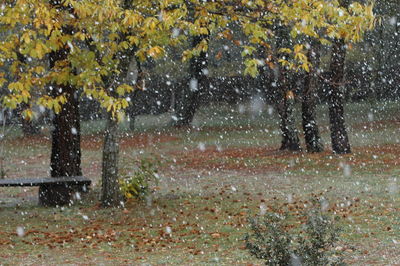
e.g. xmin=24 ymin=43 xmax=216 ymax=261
xmin=302 ymin=63 xmax=310 ymax=72
xmin=293 ymin=44 xmax=303 ymax=53
xmin=147 ymin=46 xmax=164 ymax=58
xmin=22 ymin=109 xmax=34 ymax=120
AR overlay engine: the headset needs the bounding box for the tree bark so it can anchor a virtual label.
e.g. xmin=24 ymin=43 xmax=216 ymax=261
xmin=277 ymin=89 xmax=301 ymax=151
xmin=101 ymin=113 xmax=123 ymax=207
xmin=302 ymin=48 xmax=323 ymax=153
xmin=100 ymin=12 xmax=136 ymax=205
xmin=327 ymin=39 xmax=351 ymax=154
xmin=50 ymin=86 xmax=81 ymax=178
xmin=127 ymin=57 xmax=142 ymax=131
xmin=174 ymin=34 xmax=208 ymax=127
xmin=40 ymin=18 xmax=81 ymax=206
xmin=273 ymin=25 xmax=301 ymax=151
xmin=43 ymin=83 xmax=81 ymax=206
xmin=129 ymin=115 xmax=136 ymax=131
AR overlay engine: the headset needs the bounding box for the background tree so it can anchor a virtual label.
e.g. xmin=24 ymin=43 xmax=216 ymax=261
xmin=173 ymin=0 xmax=230 ymax=127
xmin=273 ymin=25 xmax=301 ymax=151
xmin=302 ymin=42 xmax=324 ymax=153
xmin=239 ymin=0 xmax=375 ymax=153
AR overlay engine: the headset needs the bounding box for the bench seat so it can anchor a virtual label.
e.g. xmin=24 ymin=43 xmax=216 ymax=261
xmin=0 ymin=176 xmax=91 ymax=187
xmin=0 ymin=176 xmax=91 ymax=206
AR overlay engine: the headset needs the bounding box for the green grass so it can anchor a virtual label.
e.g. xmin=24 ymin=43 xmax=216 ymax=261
xmin=1 ymin=100 xmax=400 ymax=264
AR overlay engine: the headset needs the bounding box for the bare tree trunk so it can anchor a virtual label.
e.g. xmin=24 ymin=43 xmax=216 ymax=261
xmin=328 ymin=39 xmax=351 ymax=154
xmin=302 ymin=48 xmax=323 ymax=153
xmin=101 ymin=113 xmax=123 ymax=207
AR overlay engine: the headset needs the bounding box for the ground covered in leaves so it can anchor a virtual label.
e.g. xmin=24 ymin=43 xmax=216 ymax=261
xmin=1 ymin=102 xmax=400 ymax=265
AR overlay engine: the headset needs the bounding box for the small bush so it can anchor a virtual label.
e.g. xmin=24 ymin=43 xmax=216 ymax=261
xmin=245 ymin=201 xmax=345 ymax=266
xmin=245 ymin=212 xmax=292 ymax=265
xmin=298 ymin=208 xmax=344 ymax=266
xmin=119 ymin=158 xmax=160 ymax=200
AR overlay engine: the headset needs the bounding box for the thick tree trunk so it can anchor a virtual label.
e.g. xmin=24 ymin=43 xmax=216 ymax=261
xmin=50 ymin=87 xmax=81 ymax=177
xmin=328 ymin=39 xmax=351 ymax=154
xmin=302 ymin=48 xmax=323 ymax=153
xmin=41 ymin=84 xmax=81 ymax=206
xmin=174 ymin=35 xmax=208 ymax=127
xmin=277 ymin=89 xmax=301 ymax=151
xmin=40 ymin=21 xmax=82 ymax=206
xmin=273 ymin=25 xmax=301 ymax=151
xmin=101 ymin=113 xmax=123 ymax=207
xmin=302 ymin=92 xmax=323 ymax=153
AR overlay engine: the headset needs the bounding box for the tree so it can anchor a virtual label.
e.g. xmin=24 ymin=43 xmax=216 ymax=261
xmin=45 ymin=2 xmax=82 ymax=206
xmin=239 ymin=0 xmax=375 ymax=153
xmin=0 ymin=0 xmax=82 ymax=205
xmin=173 ymin=1 xmax=229 ymax=127
xmin=0 ymin=0 xmax=376 ymax=207
xmin=0 ymin=0 xmax=179 ymax=206
xmin=327 ymin=37 xmax=352 ymax=154
xmin=302 ymin=43 xmax=324 ymax=153
xmin=174 ymin=33 xmax=209 ymax=127
xmin=274 ymin=25 xmax=301 ymax=151
xmin=72 ymin=0 xmax=178 ymax=206
xmin=326 ymin=0 xmax=356 ymax=154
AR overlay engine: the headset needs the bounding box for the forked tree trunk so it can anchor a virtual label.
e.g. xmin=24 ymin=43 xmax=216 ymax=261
xmin=302 ymin=48 xmax=323 ymax=153
xmin=101 ymin=113 xmax=123 ymax=207
xmin=174 ymin=34 xmax=208 ymax=127
xmin=328 ymin=39 xmax=351 ymax=154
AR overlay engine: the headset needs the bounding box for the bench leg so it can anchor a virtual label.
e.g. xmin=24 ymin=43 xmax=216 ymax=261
xmin=39 ymin=184 xmax=72 ymax=206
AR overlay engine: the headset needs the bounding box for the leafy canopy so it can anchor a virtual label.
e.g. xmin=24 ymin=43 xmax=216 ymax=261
xmin=0 ymin=0 xmax=376 ymax=117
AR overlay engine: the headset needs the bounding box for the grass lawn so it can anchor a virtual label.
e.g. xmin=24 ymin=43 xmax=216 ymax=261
xmin=0 ymin=100 xmax=400 ymax=265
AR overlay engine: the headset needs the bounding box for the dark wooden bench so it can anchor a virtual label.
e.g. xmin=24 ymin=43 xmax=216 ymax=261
xmin=0 ymin=176 xmax=91 ymax=206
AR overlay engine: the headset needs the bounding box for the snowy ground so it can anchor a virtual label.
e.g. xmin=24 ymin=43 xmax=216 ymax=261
xmin=1 ymin=101 xmax=400 ymax=264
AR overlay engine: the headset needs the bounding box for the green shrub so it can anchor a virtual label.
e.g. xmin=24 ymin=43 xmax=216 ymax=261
xmin=245 ymin=200 xmax=345 ymax=266
xmin=298 ymin=207 xmax=344 ymax=266
xmin=119 ymin=158 xmax=160 ymax=200
xmin=245 ymin=212 xmax=292 ymax=265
